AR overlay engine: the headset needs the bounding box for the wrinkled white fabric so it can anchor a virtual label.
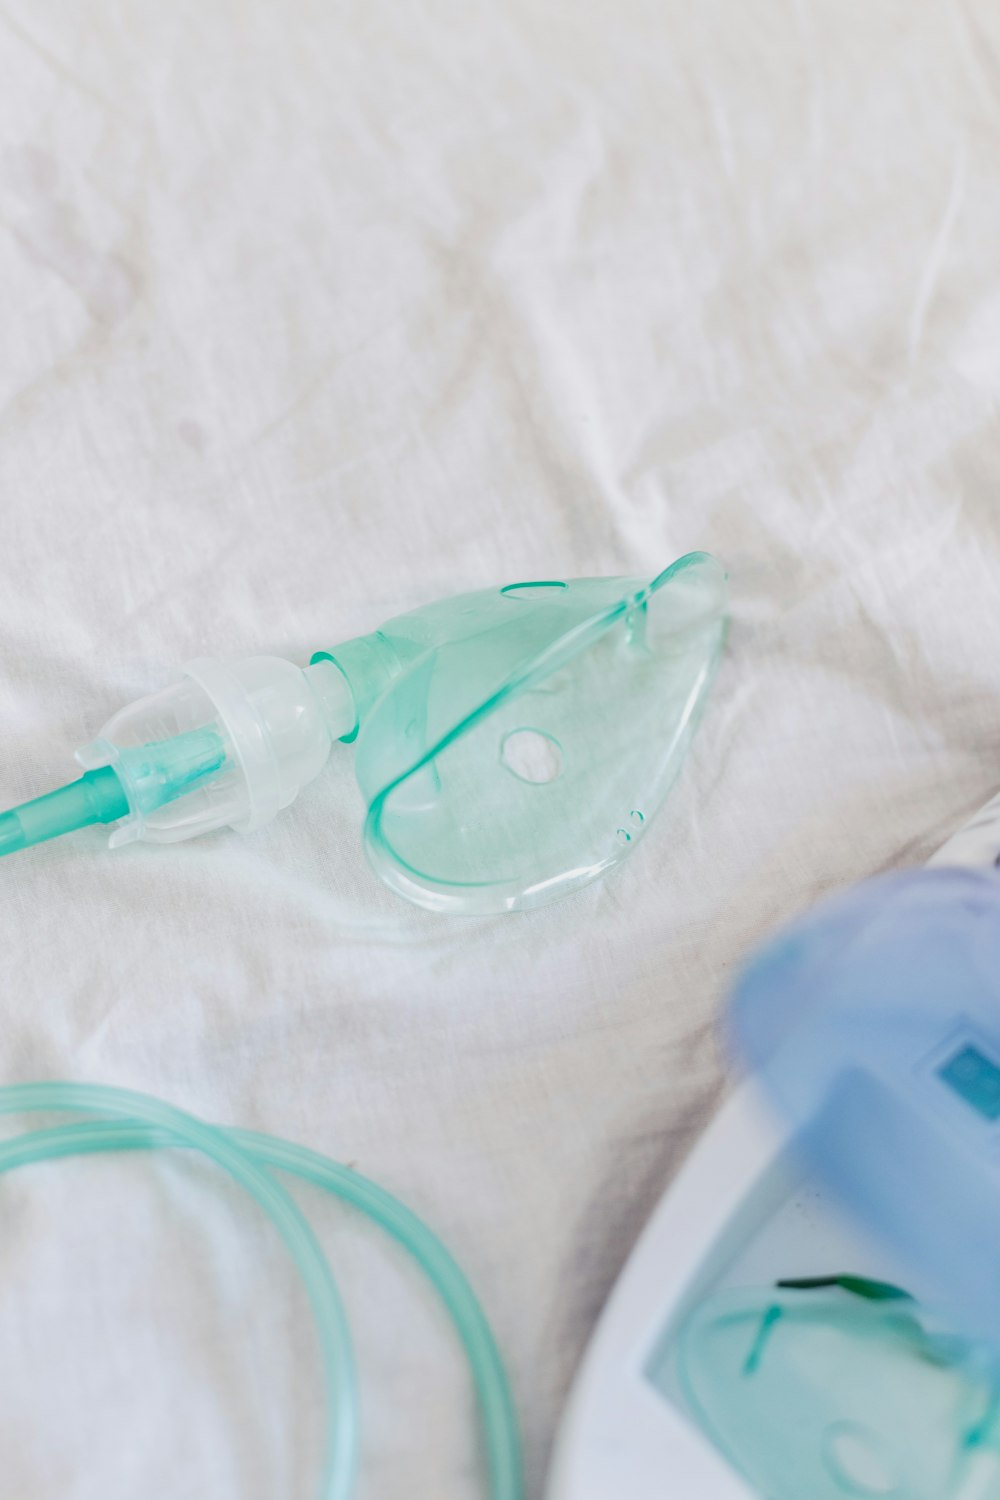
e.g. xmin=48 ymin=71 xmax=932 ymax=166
xmin=2 ymin=1 xmax=1000 ymax=1495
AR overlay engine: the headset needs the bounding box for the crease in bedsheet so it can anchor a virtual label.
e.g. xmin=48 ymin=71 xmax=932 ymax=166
xmin=0 ymin=9 xmax=131 ymax=122
xmin=907 ymin=142 xmax=968 ymax=365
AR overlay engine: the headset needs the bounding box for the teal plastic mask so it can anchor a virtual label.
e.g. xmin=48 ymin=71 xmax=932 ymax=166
xmin=0 ymin=553 xmax=727 ymax=912
xmin=318 ymin=551 xmax=727 ymax=911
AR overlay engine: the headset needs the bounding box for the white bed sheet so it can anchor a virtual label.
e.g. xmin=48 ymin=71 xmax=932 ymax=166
xmin=2 ymin=1 xmax=1000 ymax=1495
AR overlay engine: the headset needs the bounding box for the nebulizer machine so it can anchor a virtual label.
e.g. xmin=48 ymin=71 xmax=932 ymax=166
xmin=550 ymin=772 xmax=1000 ymax=1498
xmin=682 ymin=865 xmax=1000 ymax=1500
xmin=0 ymin=553 xmax=730 ymax=1497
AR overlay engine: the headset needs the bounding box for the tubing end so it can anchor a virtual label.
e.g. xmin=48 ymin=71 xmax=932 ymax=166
xmin=0 ymin=810 xmax=25 ymax=857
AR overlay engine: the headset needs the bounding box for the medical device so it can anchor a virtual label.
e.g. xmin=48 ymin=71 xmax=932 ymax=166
xmin=0 ymin=1082 xmax=521 ymax=1500
xmin=549 ymin=790 xmax=1000 ymax=1500
xmin=0 ymin=554 xmax=726 ymax=912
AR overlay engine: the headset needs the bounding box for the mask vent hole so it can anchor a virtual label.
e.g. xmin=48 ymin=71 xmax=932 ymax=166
xmin=501 ymin=729 xmax=563 ymax=784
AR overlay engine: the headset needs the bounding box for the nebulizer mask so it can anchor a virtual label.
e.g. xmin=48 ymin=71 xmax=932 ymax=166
xmin=679 ymin=868 xmax=1000 ymax=1500
xmin=0 ymin=552 xmax=727 ymax=911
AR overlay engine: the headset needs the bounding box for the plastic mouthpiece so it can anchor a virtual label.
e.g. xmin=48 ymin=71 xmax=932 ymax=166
xmin=0 ymin=767 xmax=128 ymax=858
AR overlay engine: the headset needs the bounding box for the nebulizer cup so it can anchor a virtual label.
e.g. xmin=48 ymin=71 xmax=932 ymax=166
xmin=0 ymin=553 xmax=727 ymax=911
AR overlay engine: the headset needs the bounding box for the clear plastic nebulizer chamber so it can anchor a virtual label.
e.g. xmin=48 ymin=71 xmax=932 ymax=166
xmin=0 ymin=553 xmax=728 ymax=912
xmin=76 ymin=655 xmax=357 ymax=847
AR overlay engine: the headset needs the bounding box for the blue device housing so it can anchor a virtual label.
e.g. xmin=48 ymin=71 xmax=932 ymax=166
xmin=729 ymin=866 xmax=1000 ymax=1354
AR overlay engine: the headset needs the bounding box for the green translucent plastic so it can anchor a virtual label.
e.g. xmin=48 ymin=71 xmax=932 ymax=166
xmin=0 ymin=1083 xmax=521 ymax=1500
xmin=0 ymin=765 xmax=127 ymax=856
xmin=0 ymin=729 xmax=226 ymax=857
xmin=677 ymin=1282 xmax=1000 ymax=1499
xmin=315 ymin=552 xmax=727 ymax=912
xmin=0 ymin=557 xmax=724 ymax=908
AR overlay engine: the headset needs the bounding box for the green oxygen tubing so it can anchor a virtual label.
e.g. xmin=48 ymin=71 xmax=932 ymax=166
xmin=0 ymin=1082 xmax=522 ymax=1500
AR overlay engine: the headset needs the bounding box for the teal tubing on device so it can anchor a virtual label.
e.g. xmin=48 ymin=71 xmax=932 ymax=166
xmin=0 ymin=1083 xmax=522 ymax=1500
